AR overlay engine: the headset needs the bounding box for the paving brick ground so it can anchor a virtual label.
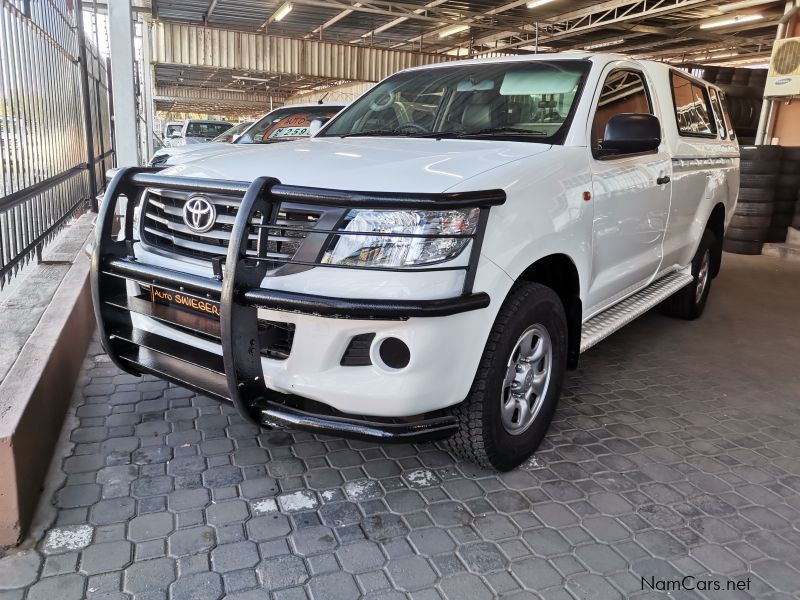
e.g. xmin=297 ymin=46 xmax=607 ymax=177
xmin=1 ymin=254 xmax=799 ymax=599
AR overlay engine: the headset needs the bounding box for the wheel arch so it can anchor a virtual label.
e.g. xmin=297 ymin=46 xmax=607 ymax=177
xmin=515 ymin=253 xmax=582 ymax=369
xmin=707 ymin=202 xmax=726 ymax=278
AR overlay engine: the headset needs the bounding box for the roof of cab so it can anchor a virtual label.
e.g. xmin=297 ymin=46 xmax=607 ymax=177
xmin=399 ymin=52 xmax=721 ymax=92
xmin=401 ymin=51 xmax=625 ymax=73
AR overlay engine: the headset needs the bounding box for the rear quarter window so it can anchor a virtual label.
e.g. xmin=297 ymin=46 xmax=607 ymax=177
xmin=718 ymin=91 xmax=736 ymax=140
xmin=670 ymin=72 xmax=717 ymax=137
xmin=708 ymin=88 xmax=728 ymax=140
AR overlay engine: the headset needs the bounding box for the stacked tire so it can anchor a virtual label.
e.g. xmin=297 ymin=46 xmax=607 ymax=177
xmin=699 ymin=66 xmax=767 ymax=141
xmin=768 ymin=147 xmax=800 ymax=243
xmin=724 ymin=145 xmax=782 ymax=255
xmin=792 ymin=190 xmax=800 ymax=238
xmin=793 ymin=190 xmax=800 ymax=235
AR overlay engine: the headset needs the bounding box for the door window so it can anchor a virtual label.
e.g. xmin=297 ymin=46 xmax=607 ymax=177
xmin=591 ymin=70 xmax=653 ymax=154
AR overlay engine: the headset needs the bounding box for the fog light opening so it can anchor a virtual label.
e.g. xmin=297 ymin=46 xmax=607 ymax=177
xmin=377 ymin=337 xmax=411 ymax=370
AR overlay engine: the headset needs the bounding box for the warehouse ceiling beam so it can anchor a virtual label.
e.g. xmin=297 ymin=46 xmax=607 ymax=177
xmin=610 ymin=19 xmax=781 ymax=47
xmin=634 ymin=38 xmax=773 ymax=59
xmin=352 ymin=0 xmax=448 ymax=43
xmin=392 ymin=0 xmax=530 ymax=50
xmin=155 ymin=85 xmax=285 ymax=104
xmin=204 ymin=0 xmax=219 ymax=24
xmin=308 ymin=3 xmax=363 ymax=37
xmin=463 ymin=0 xmax=730 ymax=54
xmin=261 ymin=0 xmax=536 ymax=37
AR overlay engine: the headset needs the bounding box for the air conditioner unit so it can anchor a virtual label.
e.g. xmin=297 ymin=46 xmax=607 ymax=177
xmin=765 ymin=37 xmax=800 ymax=97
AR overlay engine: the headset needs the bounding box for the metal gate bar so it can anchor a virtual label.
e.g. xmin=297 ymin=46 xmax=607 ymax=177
xmin=0 ymin=0 xmax=114 ymax=288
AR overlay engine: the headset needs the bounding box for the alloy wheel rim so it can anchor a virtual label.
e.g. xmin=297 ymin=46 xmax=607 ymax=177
xmin=696 ymin=250 xmax=710 ymax=303
xmin=501 ymin=324 xmax=553 ymax=435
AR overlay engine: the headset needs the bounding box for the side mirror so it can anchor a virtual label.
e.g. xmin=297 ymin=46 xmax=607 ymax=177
xmin=168 ymin=131 xmax=181 ymax=139
xmin=309 ymin=117 xmax=331 ymax=136
xmin=601 ymin=113 xmax=661 ymax=155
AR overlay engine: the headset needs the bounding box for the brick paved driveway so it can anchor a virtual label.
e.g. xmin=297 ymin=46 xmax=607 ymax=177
xmin=1 ymin=254 xmax=799 ymax=599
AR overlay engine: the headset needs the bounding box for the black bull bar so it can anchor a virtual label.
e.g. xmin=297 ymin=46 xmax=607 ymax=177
xmin=91 ymin=168 xmax=505 ymax=442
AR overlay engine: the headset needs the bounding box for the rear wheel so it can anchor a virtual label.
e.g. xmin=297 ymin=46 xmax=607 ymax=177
xmin=445 ymin=283 xmax=567 ymax=471
xmin=723 ymin=238 xmax=764 ymax=255
xmin=661 ymin=228 xmax=716 ymax=320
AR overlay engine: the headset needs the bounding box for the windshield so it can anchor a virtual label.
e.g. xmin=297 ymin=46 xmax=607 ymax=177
xmin=321 ymin=60 xmax=590 ymax=143
xmin=238 ymin=106 xmax=343 ymax=143
xmin=185 ymin=122 xmax=232 ymax=138
xmin=165 ymin=124 xmax=182 ymax=137
xmin=211 ymin=121 xmax=253 ymax=143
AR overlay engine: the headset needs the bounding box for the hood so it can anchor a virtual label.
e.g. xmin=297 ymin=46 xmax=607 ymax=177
xmin=163 ymin=137 xmax=551 ymax=193
xmin=156 ymin=142 xmax=233 ymax=164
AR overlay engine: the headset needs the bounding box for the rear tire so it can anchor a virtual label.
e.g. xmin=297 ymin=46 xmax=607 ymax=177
xmin=445 ymin=283 xmax=567 ymax=471
xmin=661 ymin=229 xmax=716 ymax=320
xmin=737 ymin=188 xmax=776 ymax=203
xmin=723 ymin=238 xmax=763 ymax=255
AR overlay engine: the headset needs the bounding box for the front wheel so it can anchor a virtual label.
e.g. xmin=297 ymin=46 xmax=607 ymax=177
xmin=444 ymin=283 xmax=567 ymax=471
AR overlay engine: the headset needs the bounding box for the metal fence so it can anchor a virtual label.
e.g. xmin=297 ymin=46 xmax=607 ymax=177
xmin=0 ymin=0 xmax=113 ymax=287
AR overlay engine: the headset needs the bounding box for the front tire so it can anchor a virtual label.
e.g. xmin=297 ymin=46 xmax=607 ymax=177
xmin=444 ymin=283 xmax=567 ymax=471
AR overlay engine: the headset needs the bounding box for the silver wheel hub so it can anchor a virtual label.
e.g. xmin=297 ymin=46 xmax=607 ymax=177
xmin=696 ymin=249 xmax=710 ymax=303
xmin=501 ymin=324 xmax=553 ymax=435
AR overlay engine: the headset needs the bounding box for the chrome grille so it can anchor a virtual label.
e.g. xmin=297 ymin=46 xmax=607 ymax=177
xmin=141 ymin=189 xmax=320 ymax=265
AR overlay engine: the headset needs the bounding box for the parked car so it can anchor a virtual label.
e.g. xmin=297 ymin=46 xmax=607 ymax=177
xmin=149 ymin=104 xmax=345 ymax=167
xmin=162 ymin=121 xmax=183 ymax=141
xmin=92 ymin=53 xmax=739 ymax=471
xmin=236 ymin=103 xmax=345 ymax=144
xmin=163 ymin=119 xmax=233 ymax=148
xmin=150 ymin=120 xmax=254 ymax=166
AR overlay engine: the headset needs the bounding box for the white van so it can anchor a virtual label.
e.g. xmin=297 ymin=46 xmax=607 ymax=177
xmin=163 ymin=119 xmax=233 ymax=148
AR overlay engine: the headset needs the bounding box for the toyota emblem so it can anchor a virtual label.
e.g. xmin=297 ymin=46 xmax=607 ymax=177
xmin=183 ymin=196 xmax=217 ymax=233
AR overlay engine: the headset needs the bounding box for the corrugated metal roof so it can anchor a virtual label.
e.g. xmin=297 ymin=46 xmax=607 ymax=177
xmin=146 ymin=0 xmax=782 ymax=114
xmin=150 ymin=0 xmax=781 ymax=58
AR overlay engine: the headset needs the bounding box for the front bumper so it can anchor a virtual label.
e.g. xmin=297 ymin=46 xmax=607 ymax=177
xmin=91 ymin=168 xmax=506 ymax=442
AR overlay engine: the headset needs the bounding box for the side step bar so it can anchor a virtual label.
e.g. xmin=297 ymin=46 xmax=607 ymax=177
xmin=580 ymin=271 xmax=694 ymax=353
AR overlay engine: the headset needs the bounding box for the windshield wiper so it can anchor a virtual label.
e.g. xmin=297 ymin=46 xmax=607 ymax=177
xmin=337 ymin=129 xmax=418 ymax=138
xmin=336 ymin=126 xmax=547 ymax=140
xmin=412 ymin=127 xmax=548 ymax=140
xmin=457 ymin=126 xmax=548 ymax=137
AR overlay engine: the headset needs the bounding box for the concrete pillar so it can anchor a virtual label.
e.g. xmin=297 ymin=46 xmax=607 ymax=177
xmin=141 ymin=17 xmax=155 ymax=161
xmin=108 ymin=0 xmax=139 ymax=166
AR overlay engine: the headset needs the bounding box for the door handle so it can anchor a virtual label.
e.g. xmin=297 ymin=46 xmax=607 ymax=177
xmin=657 ymin=175 xmax=671 ymax=185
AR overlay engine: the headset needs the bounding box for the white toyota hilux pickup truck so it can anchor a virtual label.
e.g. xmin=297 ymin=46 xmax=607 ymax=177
xmin=92 ymin=53 xmax=739 ymax=471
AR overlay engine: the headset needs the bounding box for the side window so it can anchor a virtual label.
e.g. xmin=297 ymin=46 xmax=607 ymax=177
xmin=591 ymin=70 xmax=652 ymax=153
xmin=671 ymin=72 xmax=717 ymax=137
xmin=708 ymin=88 xmax=727 ymax=139
xmin=718 ymin=91 xmax=736 ymax=140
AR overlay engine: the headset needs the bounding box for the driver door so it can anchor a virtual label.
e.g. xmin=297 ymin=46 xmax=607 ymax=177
xmin=585 ymin=67 xmax=672 ymax=314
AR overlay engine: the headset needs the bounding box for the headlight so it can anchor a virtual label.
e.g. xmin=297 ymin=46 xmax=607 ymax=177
xmin=322 ymin=208 xmax=480 ymax=268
